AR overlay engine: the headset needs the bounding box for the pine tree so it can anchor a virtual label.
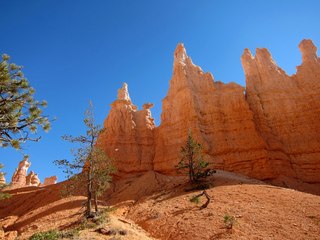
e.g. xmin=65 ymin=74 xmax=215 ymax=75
xmin=54 ymin=102 xmax=115 ymax=217
xmin=0 ymin=54 xmax=50 ymax=149
xmin=176 ymin=130 xmax=214 ymax=183
xmin=0 ymin=164 xmax=10 ymax=200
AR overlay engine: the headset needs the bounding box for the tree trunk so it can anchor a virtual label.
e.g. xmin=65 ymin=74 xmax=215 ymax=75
xmin=86 ymin=165 xmax=93 ymax=217
xmin=94 ymin=193 xmax=98 ymax=212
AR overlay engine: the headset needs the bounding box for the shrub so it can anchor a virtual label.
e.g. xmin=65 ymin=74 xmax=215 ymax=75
xmin=223 ymin=214 xmax=236 ymax=229
xmin=29 ymin=230 xmax=59 ymax=240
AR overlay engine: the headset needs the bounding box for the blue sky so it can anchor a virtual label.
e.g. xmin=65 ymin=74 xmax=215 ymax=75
xmin=1 ymin=0 xmax=319 ymax=182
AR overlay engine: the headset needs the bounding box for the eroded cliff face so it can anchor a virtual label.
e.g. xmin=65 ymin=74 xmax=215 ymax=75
xmin=242 ymin=39 xmax=320 ymax=183
xmin=96 ymin=83 xmax=155 ymax=173
xmin=98 ymin=39 xmax=320 ymax=184
xmin=154 ymin=44 xmax=273 ymax=179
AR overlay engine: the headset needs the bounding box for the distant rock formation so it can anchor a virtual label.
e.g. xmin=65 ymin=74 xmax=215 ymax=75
xmin=0 ymin=173 xmax=5 ymax=185
xmin=26 ymin=171 xmax=41 ymax=186
xmin=98 ymin=39 xmax=320 ymax=185
xmin=96 ymin=83 xmax=155 ymax=173
xmin=10 ymin=157 xmax=49 ymax=188
xmin=11 ymin=156 xmax=31 ymax=187
xmin=43 ymin=176 xmax=57 ymax=186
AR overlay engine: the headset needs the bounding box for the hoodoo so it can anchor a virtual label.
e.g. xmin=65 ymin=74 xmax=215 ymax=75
xmin=96 ymin=83 xmax=156 ymax=173
xmin=153 ymin=43 xmax=273 ymax=179
xmin=98 ymin=39 xmax=320 ymax=186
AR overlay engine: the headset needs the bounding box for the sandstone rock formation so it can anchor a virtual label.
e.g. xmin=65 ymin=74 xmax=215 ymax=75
xmin=10 ymin=157 xmax=43 ymax=188
xmin=0 ymin=173 xmax=5 ymax=185
xmin=98 ymin=39 xmax=320 ymax=185
xmin=43 ymin=176 xmax=57 ymax=186
xmin=154 ymin=44 xmax=273 ymax=179
xmin=242 ymin=39 xmax=320 ymax=183
xmin=11 ymin=156 xmax=30 ymax=187
xmin=26 ymin=171 xmax=41 ymax=186
xmin=96 ymin=83 xmax=155 ymax=173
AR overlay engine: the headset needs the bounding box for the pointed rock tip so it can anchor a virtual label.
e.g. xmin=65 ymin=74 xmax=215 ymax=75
xmin=117 ymin=82 xmax=131 ymax=101
xmin=174 ymin=43 xmax=188 ymax=62
xmin=255 ymin=48 xmax=272 ymax=58
xmin=299 ymin=39 xmax=317 ymax=62
xmin=241 ymin=48 xmax=254 ymax=60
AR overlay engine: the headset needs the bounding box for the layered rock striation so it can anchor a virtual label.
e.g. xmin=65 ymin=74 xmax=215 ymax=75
xmin=242 ymin=39 xmax=320 ymax=183
xmin=154 ymin=44 xmax=273 ymax=179
xmin=98 ymin=39 xmax=320 ymax=184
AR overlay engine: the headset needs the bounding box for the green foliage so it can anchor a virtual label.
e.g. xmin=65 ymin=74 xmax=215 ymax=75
xmin=0 ymin=54 xmax=51 ymax=149
xmin=54 ymin=101 xmax=116 ymax=217
xmin=0 ymin=192 xmax=11 ymax=200
xmin=190 ymin=195 xmax=200 ymax=204
xmin=223 ymin=214 xmax=236 ymax=229
xmin=29 ymin=228 xmax=80 ymax=240
xmin=0 ymin=163 xmax=11 ymax=200
xmin=176 ymin=130 xmax=211 ymax=183
xmin=29 ymin=230 xmax=60 ymax=240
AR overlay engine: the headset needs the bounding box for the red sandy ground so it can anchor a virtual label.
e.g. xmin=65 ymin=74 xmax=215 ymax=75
xmin=1 ymin=170 xmax=320 ymax=239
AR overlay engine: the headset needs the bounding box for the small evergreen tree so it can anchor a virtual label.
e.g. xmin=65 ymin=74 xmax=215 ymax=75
xmin=0 ymin=54 xmax=51 ymax=149
xmin=54 ymin=102 xmax=115 ymax=217
xmin=176 ymin=130 xmax=213 ymax=183
xmin=0 ymin=164 xmax=10 ymax=200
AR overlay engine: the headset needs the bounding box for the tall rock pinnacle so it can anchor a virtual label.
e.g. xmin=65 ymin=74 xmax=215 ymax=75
xmin=117 ymin=82 xmax=131 ymax=102
xmin=96 ymin=39 xmax=320 ymax=189
xmin=96 ymin=83 xmax=155 ymax=174
xmin=299 ymin=39 xmax=318 ymax=63
xmin=154 ymin=43 xmax=272 ymax=179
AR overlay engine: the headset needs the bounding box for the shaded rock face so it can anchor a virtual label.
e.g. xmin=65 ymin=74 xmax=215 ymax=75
xmin=99 ymin=39 xmax=320 ymax=184
xmin=96 ymin=83 xmax=155 ymax=173
xmin=43 ymin=176 xmax=57 ymax=186
xmin=154 ymin=44 xmax=273 ymax=179
xmin=242 ymin=39 xmax=320 ymax=183
xmin=11 ymin=157 xmax=31 ymax=187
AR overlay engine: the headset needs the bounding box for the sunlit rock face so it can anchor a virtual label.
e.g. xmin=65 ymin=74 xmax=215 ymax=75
xmin=96 ymin=83 xmax=155 ymax=174
xmin=0 ymin=173 xmax=5 ymax=185
xmin=43 ymin=176 xmax=57 ymax=186
xmin=11 ymin=157 xmax=31 ymax=187
xmin=242 ymin=39 xmax=320 ymax=183
xmin=153 ymin=44 xmax=273 ymax=179
xmin=26 ymin=171 xmax=41 ymax=187
xmin=98 ymin=39 xmax=320 ymax=184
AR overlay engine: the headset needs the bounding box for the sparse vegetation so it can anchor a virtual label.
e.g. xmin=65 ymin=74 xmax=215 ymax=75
xmin=189 ymin=190 xmax=211 ymax=209
xmin=0 ymin=54 xmax=51 ymax=149
xmin=29 ymin=230 xmax=60 ymax=240
xmin=190 ymin=195 xmax=200 ymax=204
xmin=29 ymin=228 xmax=80 ymax=240
xmin=54 ymin=102 xmax=116 ymax=218
xmin=223 ymin=214 xmax=236 ymax=229
xmin=176 ymin=130 xmax=215 ymax=184
xmin=0 ymin=164 xmax=11 ymax=200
